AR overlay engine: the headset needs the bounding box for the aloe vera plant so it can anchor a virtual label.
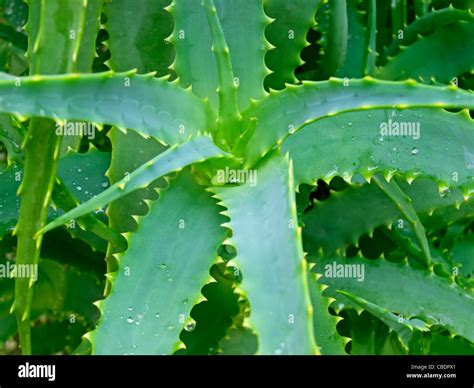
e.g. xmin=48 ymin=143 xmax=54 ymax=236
xmin=0 ymin=0 xmax=473 ymax=356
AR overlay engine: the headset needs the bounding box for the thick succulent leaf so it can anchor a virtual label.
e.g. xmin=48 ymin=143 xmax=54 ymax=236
xmin=0 ymin=148 xmax=112 ymax=241
xmin=52 ymin=149 xmax=126 ymax=252
xmin=391 ymin=0 xmax=408 ymax=36
xmin=169 ymin=0 xmax=215 ymax=106
xmin=320 ymin=0 xmax=348 ymax=77
xmin=105 ymin=0 xmax=173 ymax=76
xmin=335 ymin=1 xmax=366 ymax=78
xmin=242 ymin=78 xmax=474 ymax=166
xmin=88 ymin=170 xmax=226 ymax=354
xmin=213 ymin=0 xmax=269 ymax=110
xmin=414 ymin=0 xmax=430 ymax=16
xmin=201 ymin=0 xmax=241 ymax=147
xmin=11 ymin=0 xmax=104 ymax=355
xmin=313 ymin=255 xmax=474 ymax=342
xmin=212 ymin=154 xmax=318 ymax=355
xmin=106 ymin=127 xmax=167 ymax=235
xmin=303 ymin=177 xmax=473 ymax=254
xmin=0 ymin=119 xmax=115 ymax=251
xmin=0 ymin=71 xmax=216 ymax=145
xmin=338 ymin=290 xmax=430 ymax=351
xmin=40 ymin=135 xmax=228 ymax=234
xmin=432 ymin=0 xmax=474 ymax=11
xmin=363 ymin=0 xmax=376 ymax=75
xmin=282 ymin=108 xmax=474 ymax=192
xmin=378 ymin=21 xmax=474 ymax=82
xmin=372 ymin=175 xmax=432 ymax=267
xmin=57 ymin=148 xmax=111 ymax=204
xmin=26 ymin=0 xmax=103 ymax=74
xmin=308 ymin=271 xmax=347 ymax=354
xmin=385 ymin=7 xmax=474 ymax=58
xmin=74 ymin=0 xmax=105 ymax=73
xmin=170 ymin=0 xmax=268 ymax=111
xmin=264 ymin=0 xmax=321 ymax=89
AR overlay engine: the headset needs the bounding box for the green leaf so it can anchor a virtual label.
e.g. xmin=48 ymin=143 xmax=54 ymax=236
xmin=264 ymin=0 xmax=321 ymax=89
xmin=39 ymin=135 xmax=228 ymax=235
xmin=335 ymin=1 xmax=366 ymax=78
xmin=75 ymin=0 xmax=106 ymax=73
xmin=105 ymin=0 xmax=174 ymax=76
xmin=213 ymin=0 xmax=269 ymax=110
xmin=303 ymin=176 xmax=472 ymax=254
xmin=378 ymin=21 xmax=474 ymax=83
xmin=88 ymin=170 xmax=226 ymax=354
xmin=320 ymin=0 xmax=348 ymax=77
xmin=168 ymin=0 xmax=216 ymax=107
xmin=391 ymin=0 xmax=407 ymax=37
xmin=308 ymin=271 xmax=347 ymax=354
xmin=52 ymin=148 xmax=126 ymax=252
xmin=57 ymin=148 xmax=111 ymax=205
xmin=385 ymin=7 xmax=474 ymax=58
xmin=0 ymin=148 xmax=114 ymax=243
xmin=363 ymin=0 xmax=376 ymax=75
xmin=106 ymin=127 xmax=167 ymax=235
xmin=312 ymin=255 xmax=474 ymax=342
xmin=26 ymin=0 xmax=104 ymax=74
xmin=212 ymin=154 xmax=318 ymax=355
xmin=243 ymin=78 xmax=474 ymax=167
xmin=0 ymin=71 xmax=216 ymax=145
xmin=372 ymin=175 xmax=432 ymax=267
xmin=170 ymin=0 xmax=268 ymax=111
xmin=414 ymin=0 xmax=430 ymax=16
xmin=282 ymin=108 xmax=474 ymax=193
xmin=201 ymin=0 xmax=241 ymax=147
xmin=338 ymin=290 xmax=430 ymax=351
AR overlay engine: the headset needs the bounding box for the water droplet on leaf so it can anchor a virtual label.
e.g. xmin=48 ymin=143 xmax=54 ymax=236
xmin=185 ymin=321 xmax=196 ymax=332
